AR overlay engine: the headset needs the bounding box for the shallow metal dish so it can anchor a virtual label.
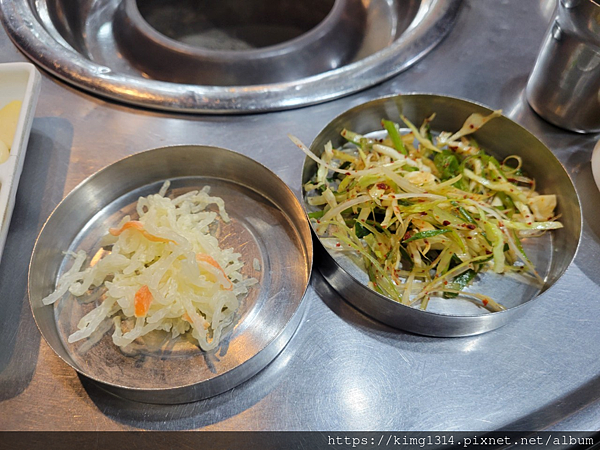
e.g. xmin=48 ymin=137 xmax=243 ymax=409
xmin=302 ymin=94 xmax=581 ymax=337
xmin=29 ymin=145 xmax=312 ymax=404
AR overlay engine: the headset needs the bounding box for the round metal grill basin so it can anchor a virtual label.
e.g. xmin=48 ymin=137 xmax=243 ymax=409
xmin=0 ymin=0 xmax=462 ymax=113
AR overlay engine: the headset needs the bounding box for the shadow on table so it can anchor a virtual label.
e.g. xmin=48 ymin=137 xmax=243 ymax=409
xmin=309 ymin=266 xmax=493 ymax=353
xmin=79 ymin=301 xmax=309 ymax=430
xmin=498 ymin=373 xmax=600 ymax=431
xmin=0 ymin=117 xmax=73 ymax=401
xmin=564 ymin=139 xmax=600 ymax=287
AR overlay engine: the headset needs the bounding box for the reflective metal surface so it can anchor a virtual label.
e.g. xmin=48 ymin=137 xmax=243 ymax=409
xmin=0 ymin=0 xmax=461 ymax=112
xmin=526 ymin=0 xmax=600 ymax=133
xmin=113 ymin=0 xmax=364 ymax=86
xmin=303 ymin=94 xmax=581 ymax=337
xmin=28 ymin=145 xmax=312 ymax=404
xmin=3 ymin=0 xmax=600 ymax=434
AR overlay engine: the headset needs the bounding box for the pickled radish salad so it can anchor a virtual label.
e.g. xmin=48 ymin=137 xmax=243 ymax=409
xmin=290 ymin=110 xmax=562 ymax=311
xmin=42 ymin=182 xmax=257 ymax=351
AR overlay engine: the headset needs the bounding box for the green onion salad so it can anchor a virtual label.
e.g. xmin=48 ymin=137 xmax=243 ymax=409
xmin=290 ymin=110 xmax=562 ymax=312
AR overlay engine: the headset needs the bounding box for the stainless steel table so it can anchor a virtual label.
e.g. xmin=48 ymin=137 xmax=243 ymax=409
xmin=1 ymin=0 xmax=600 ymax=433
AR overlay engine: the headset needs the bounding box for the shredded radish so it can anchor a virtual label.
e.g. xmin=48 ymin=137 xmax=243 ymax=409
xmin=42 ymin=182 xmax=257 ymax=351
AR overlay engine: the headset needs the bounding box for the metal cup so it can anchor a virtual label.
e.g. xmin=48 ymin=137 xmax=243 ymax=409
xmin=526 ymin=0 xmax=600 ymax=133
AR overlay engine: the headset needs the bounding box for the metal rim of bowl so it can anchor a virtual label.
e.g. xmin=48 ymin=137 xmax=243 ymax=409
xmin=302 ymin=93 xmax=582 ymax=337
xmin=28 ymin=145 xmax=313 ymax=403
xmin=0 ymin=0 xmax=462 ymax=113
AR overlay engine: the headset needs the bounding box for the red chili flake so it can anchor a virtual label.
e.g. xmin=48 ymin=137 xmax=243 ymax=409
xmin=444 ymin=281 xmax=448 ymax=285
xmin=336 ymin=243 xmax=341 ymax=247
xmin=346 ymin=172 xmax=351 ymax=176
xmin=466 ymin=224 xmax=476 ymax=230
xmin=467 ymin=236 xmax=472 ymax=240
xmin=420 ymin=212 xmax=427 ymax=216
xmin=469 ymin=124 xmax=475 ymax=129
xmin=377 ymin=183 xmax=389 ymax=190
xmin=483 ymin=299 xmax=489 ymax=306
xmin=527 ymin=222 xmax=532 ymax=225
xmin=485 ymin=250 xmax=492 ymax=255
xmin=507 ymin=178 xmax=517 ymax=183
xmin=442 ymin=220 xmax=451 ymax=226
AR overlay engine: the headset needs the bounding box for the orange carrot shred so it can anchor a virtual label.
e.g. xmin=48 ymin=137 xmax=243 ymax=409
xmin=183 ymin=312 xmax=210 ymax=329
xmin=196 ymin=253 xmax=233 ymax=290
xmin=109 ymin=221 xmax=175 ymax=244
xmin=134 ymin=285 xmax=153 ymax=317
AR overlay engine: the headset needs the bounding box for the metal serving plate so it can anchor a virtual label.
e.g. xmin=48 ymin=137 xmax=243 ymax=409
xmin=302 ymin=94 xmax=581 ymax=337
xmin=28 ymin=145 xmax=312 ymax=404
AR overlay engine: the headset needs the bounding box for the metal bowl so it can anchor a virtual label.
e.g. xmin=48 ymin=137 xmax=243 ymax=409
xmin=301 ymin=94 xmax=581 ymax=337
xmin=29 ymin=145 xmax=312 ymax=403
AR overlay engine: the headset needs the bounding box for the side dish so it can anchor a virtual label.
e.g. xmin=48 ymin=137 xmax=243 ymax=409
xmin=0 ymin=100 xmax=22 ymax=164
xmin=42 ymin=182 xmax=257 ymax=351
xmin=291 ymin=110 xmax=562 ymax=311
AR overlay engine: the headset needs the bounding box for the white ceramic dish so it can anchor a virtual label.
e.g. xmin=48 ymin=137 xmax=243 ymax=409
xmin=0 ymin=62 xmax=42 ymax=264
xmin=592 ymin=139 xmax=600 ymax=192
